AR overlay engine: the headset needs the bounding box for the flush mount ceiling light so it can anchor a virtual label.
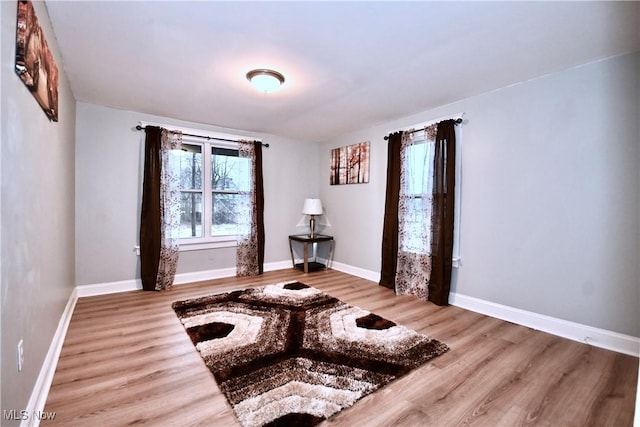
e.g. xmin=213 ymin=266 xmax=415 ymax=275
xmin=246 ymin=69 xmax=285 ymax=93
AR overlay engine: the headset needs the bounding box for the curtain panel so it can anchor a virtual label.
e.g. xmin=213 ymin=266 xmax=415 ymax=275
xmin=140 ymin=126 xmax=182 ymax=291
xmin=236 ymin=141 xmax=265 ymax=276
xmin=140 ymin=126 xmax=162 ymax=291
xmin=428 ymin=120 xmax=457 ymax=305
xmin=379 ymin=131 xmax=403 ymax=289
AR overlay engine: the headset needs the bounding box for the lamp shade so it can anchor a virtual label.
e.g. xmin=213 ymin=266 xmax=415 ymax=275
xmin=302 ymin=199 xmax=323 ymax=215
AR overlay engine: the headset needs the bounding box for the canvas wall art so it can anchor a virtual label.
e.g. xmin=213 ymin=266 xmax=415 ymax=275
xmin=15 ymin=0 xmax=59 ymax=122
xmin=330 ymin=141 xmax=370 ymax=185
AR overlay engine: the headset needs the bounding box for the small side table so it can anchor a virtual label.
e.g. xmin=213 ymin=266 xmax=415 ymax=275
xmin=288 ymin=234 xmax=334 ymax=273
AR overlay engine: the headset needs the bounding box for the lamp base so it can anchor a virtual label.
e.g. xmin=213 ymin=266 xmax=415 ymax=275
xmin=309 ymin=216 xmax=316 ymax=238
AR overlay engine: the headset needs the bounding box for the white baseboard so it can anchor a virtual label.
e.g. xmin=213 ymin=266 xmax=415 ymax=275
xmin=328 ymin=262 xmax=639 ymax=357
xmin=449 ymin=292 xmax=640 ymax=357
xmin=76 ymin=278 xmax=142 ymax=297
xmin=173 ymin=267 xmax=237 ymax=285
xmin=76 ymin=260 xmax=293 ymax=297
xmin=21 ymin=288 xmax=78 ymax=427
xmin=330 ymin=261 xmax=381 ymax=283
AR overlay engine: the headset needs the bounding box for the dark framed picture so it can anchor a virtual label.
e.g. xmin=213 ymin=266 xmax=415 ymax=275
xmin=15 ymin=0 xmax=59 ymax=122
xmin=330 ymin=141 xmax=370 ymax=185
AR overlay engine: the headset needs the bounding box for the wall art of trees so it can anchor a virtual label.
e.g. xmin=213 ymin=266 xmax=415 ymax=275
xmin=15 ymin=0 xmax=59 ymax=121
xmin=330 ymin=141 xmax=370 ymax=185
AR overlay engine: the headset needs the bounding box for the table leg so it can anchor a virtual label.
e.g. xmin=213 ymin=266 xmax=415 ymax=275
xmin=303 ymin=242 xmax=309 ymax=273
xmin=288 ymin=238 xmax=295 ymax=268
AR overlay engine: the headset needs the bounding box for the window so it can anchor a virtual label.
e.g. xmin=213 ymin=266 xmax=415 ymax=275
xmin=400 ymin=140 xmax=435 ymax=254
xmin=399 ymin=125 xmax=462 ymax=266
xmin=178 ymin=144 xmax=203 ymax=238
xmin=211 ymin=147 xmax=250 ymax=236
xmin=176 ymin=139 xmax=250 ymax=249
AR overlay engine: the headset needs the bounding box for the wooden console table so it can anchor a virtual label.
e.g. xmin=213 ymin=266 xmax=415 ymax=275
xmin=288 ymin=234 xmax=334 ymax=273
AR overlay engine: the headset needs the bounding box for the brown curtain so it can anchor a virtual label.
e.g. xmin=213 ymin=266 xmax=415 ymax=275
xmin=428 ymin=119 xmax=457 ymax=305
xmin=140 ymin=126 xmax=182 ymax=291
xmin=140 ymin=126 xmax=162 ymax=291
xmin=254 ymin=141 xmax=265 ymax=274
xmin=379 ymin=131 xmax=403 ymax=289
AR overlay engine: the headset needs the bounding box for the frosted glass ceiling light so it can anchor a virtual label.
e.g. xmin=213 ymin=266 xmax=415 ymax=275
xmin=246 ymin=69 xmax=285 ymax=93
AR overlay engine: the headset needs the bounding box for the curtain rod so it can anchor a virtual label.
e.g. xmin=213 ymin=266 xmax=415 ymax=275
xmin=383 ymin=118 xmax=463 ymax=140
xmin=135 ymin=125 xmax=269 ymax=147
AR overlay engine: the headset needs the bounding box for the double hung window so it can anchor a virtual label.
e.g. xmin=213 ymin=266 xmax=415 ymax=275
xmin=399 ymin=125 xmax=462 ymax=266
xmin=400 ymin=139 xmax=435 ymax=255
xmin=176 ymin=138 xmax=250 ymax=249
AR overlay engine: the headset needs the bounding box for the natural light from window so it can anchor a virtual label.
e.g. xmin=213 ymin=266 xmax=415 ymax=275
xmin=176 ymin=141 xmax=250 ymax=247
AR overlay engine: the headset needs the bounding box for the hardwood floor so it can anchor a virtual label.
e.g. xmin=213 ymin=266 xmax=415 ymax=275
xmin=44 ymin=269 xmax=638 ymax=426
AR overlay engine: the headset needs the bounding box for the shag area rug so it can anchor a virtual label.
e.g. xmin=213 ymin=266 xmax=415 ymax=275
xmin=172 ymin=281 xmax=448 ymax=427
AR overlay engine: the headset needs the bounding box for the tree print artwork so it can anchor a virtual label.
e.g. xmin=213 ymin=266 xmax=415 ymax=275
xmin=15 ymin=0 xmax=59 ymax=121
xmin=330 ymin=141 xmax=370 ymax=185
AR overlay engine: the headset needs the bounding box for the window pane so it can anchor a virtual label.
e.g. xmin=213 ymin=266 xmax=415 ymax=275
xmin=406 ymin=142 xmax=433 ymax=195
xmin=212 ymin=193 xmax=238 ymax=236
xmin=211 ymin=148 xmax=250 ymax=191
xmin=179 ymin=144 xmax=202 ymax=190
xmin=400 ymin=141 xmax=435 ymax=254
xmin=179 ymin=192 xmax=203 ymax=238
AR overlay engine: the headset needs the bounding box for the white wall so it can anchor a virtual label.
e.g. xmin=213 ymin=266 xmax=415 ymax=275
xmin=1 ymin=0 xmax=76 ymax=420
xmin=75 ymin=103 xmax=319 ymax=286
xmin=319 ymin=53 xmax=640 ymax=337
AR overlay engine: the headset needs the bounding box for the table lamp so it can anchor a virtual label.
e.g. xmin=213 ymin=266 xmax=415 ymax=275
xmin=302 ymin=199 xmax=323 ymax=238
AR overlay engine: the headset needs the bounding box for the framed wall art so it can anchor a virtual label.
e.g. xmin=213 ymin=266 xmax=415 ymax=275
xmin=15 ymin=0 xmax=59 ymax=121
xmin=330 ymin=141 xmax=370 ymax=185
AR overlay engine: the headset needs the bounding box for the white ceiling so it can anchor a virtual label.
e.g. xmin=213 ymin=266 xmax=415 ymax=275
xmin=45 ymin=1 xmax=639 ymax=142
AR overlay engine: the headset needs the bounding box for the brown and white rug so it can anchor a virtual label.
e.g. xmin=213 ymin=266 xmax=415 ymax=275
xmin=172 ymin=281 xmax=448 ymax=427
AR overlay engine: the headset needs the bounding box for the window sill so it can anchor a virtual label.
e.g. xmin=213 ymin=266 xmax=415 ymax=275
xmin=134 ymin=238 xmax=237 ymax=255
xmin=179 ymin=239 xmax=237 ymax=251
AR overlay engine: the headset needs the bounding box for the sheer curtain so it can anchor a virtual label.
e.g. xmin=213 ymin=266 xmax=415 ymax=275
xmin=379 ymin=119 xmax=457 ymax=305
xmin=236 ymin=140 xmax=265 ymax=276
xmin=395 ymin=125 xmax=437 ymax=299
xmin=140 ymin=127 xmax=182 ymax=291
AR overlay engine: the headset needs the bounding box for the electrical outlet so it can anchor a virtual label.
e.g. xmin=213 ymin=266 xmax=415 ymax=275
xmin=17 ymin=339 xmax=24 ymax=372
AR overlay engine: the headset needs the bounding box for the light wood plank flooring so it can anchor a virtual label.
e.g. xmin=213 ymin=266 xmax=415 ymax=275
xmin=44 ymin=269 xmax=638 ymax=426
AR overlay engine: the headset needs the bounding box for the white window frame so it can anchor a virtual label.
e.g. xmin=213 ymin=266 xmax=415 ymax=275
xmin=388 ymin=113 xmax=463 ymax=267
xmin=400 ymin=139 xmax=436 ymax=255
xmin=139 ymin=121 xmax=260 ymax=252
